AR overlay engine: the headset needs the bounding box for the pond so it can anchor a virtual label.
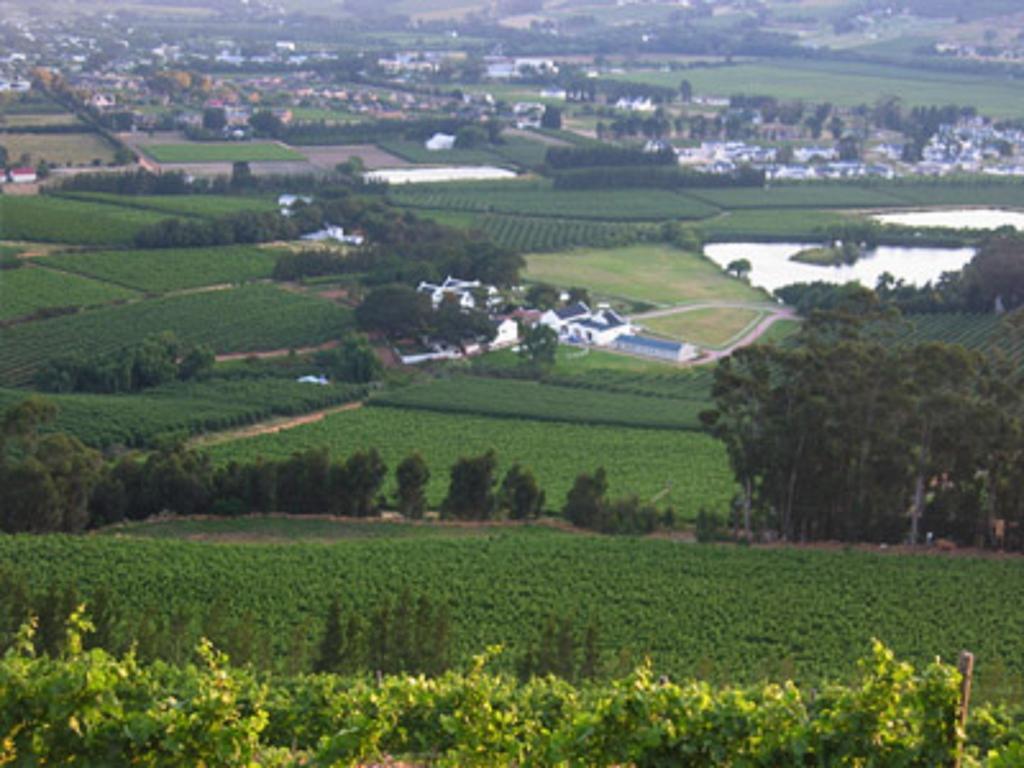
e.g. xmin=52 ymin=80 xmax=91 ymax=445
xmin=365 ymin=166 xmax=517 ymax=184
xmin=871 ymin=208 xmax=1024 ymax=230
xmin=704 ymin=242 xmax=975 ymax=294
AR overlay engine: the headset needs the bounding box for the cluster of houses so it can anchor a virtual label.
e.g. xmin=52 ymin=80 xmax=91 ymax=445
xmin=397 ymin=277 xmax=700 ymax=366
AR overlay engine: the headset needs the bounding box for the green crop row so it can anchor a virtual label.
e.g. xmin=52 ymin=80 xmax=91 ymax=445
xmin=38 ymin=244 xmax=280 ymax=292
xmin=206 ymin=405 xmax=734 ymax=520
xmin=371 ymin=376 xmax=706 ymax=430
xmin=0 ymin=284 xmax=352 ymax=387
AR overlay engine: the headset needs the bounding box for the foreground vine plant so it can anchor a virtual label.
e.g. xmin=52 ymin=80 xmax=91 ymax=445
xmin=1 ymin=609 xmax=1022 ymax=766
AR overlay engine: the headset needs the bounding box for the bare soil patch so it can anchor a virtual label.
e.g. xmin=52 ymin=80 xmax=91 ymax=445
xmin=300 ymin=144 xmax=411 ymax=170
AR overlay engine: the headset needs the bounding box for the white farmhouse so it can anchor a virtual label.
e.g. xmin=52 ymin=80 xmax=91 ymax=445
xmin=417 ymin=275 xmax=500 ymax=310
xmin=540 ymin=303 xmax=632 ymax=345
xmin=490 ymin=317 xmax=520 ymax=349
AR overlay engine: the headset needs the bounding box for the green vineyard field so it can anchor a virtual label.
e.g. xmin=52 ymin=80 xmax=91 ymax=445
xmin=475 ymin=214 xmax=648 ymax=252
xmin=0 ymin=265 xmax=137 ymax=321
xmin=0 ymin=195 xmax=169 ymax=245
xmin=55 ymin=191 xmax=279 ymax=218
xmin=0 ymin=285 xmax=352 ymax=386
xmin=206 ymin=405 xmax=734 ymax=519
xmin=372 ymin=376 xmax=707 ymax=430
xmin=4 ymin=531 xmax=1024 ymax=697
xmin=38 ymin=244 xmax=280 ymax=292
xmin=389 ymin=180 xmax=721 ymax=221
xmin=0 ymin=379 xmax=365 ymax=448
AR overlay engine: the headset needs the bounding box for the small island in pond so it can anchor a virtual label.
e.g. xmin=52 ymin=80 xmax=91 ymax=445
xmin=790 ymin=241 xmax=864 ymax=266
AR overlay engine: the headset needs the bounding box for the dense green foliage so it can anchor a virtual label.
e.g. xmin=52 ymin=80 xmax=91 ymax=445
xmin=4 ymin=532 xmax=1024 ymax=703
xmin=38 ymin=244 xmax=280 ymax=292
xmin=9 ymin=621 xmax=1018 ymax=766
xmin=207 ymin=406 xmax=733 ymax=519
xmin=0 ymin=265 xmax=137 ymax=322
xmin=706 ymin=307 xmax=1024 ymax=547
xmin=372 ymin=376 xmax=706 ymax=431
xmin=0 ymin=285 xmax=352 ymax=386
xmin=9 ymin=624 xmax=1015 ymax=766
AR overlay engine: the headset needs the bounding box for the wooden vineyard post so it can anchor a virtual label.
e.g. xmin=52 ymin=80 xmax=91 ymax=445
xmin=955 ymin=650 xmax=974 ymax=768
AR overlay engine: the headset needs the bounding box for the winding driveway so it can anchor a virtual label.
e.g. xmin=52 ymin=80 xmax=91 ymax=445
xmin=629 ymin=301 xmax=800 ymax=365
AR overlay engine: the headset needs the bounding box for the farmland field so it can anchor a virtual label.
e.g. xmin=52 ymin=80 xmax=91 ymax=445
xmin=143 ymin=142 xmax=306 ymax=163
xmin=0 ymin=285 xmax=352 ymax=386
xmin=0 ymin=265 xmax=137 ymax=321
xmin=0 ymin=379 xmax=366 ymax=448
xmin=609 ymin=58 xmax=1024 ymax=118
xmin=375 ymin=139 xmax=505 ymax=166
xmin=389 ymin=180 xmax=721 ymax=221
xmin=641 ymin=307 xmax=766 ymax=347
xmin=525 ymin=243 xmax=769 ymax=305
xmin=0 ymin=131 xmax=117 ymax=166
xmin=38 ymin=245 xmax=280 ymax=292
xmin=55 ymin=192 xmax=279 ymax=218
xmin=475 ymin=214 xmax=648 ymax=252
xmin=5 ymin=531 xmax=1024 ymax=697
xmin=371 ymin=376 xmax=707 ymax=430
xmin=0 ymin=196 xmax=169 ymax=245
xmin=206 ymin=406 xmax=734 ymax=519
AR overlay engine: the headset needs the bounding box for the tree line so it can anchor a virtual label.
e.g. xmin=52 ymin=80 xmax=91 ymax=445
xmin=702 ymin=298 xmax=1024 ymax=549
xmin=0 ymin=398 xmax=678 ymax=537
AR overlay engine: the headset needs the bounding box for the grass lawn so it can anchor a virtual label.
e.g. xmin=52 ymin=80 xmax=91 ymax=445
xmin=755 ymin=318 xmax=803 ymax=346
xmin=642 ymin=307 xmax=765 ymax=348
xmin=143 ymin=142 xmax=306 ymax=163
xmin=1 ymin=132 xmax=117 ymax=166
xmin=525 ymin=243 xmax=769 ymax=306
xmin=0 ymin=264 xmax=138 ymax=321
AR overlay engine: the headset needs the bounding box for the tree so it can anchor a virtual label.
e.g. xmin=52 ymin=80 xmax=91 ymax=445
xmin=727 ymin=258 xmax=752 ymax=279
xmin=314 ymin=336 xmax=381 ymax=383
xmin=498 ymin=464 xmax=545 ymax=520
xmin=563 ymin=468 xmax=608 ymax=529
xmin=679 ymin=79 xmax=693 ymax=103
xmin=230 ymin=161 xmax=253 ymax=190
xmin=178 ymin=345 xmax=214 ymax=381
xmin=518 ymin=324 xmax=558 ymax=368
xmin=395 ymin=453 xmax=430 ymax=519
xmin=202 ymin=107 xmax=226 ymax=132
xmin=442 ymin=450 xmax=498 ymax=520
xmin=0 ymin=144 xmax=7 ymax=168
xmin=526 ymin=283 xmax=560 ymax=310
xmin=335 ymin=449 xmax=387 ymax=517
xmin=248 ymin=110 xmax=283 ymax=137
xmin=541 ymin=105 xmax=562 ymax=130
xmin=356 ymin=285 xmax=432 ymax=338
